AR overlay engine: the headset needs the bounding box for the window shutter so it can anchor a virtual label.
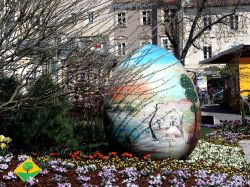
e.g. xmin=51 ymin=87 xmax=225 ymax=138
xmin=203 ymin=46 xmax=207 ymax=59
xmin=148 ymin=11 xmax=152 ymax=25
xmin=208 ymin=46 xmax=212 ymax=58
xmin=230 ymin=15 xmax=234 ymax=29
xmin=235 ymin=15 xmax=238 ymax=30
xmin=118 ymin=13 xmax=121 ymax=26
xmin=208 ymin=15 xmax=212 ymax=30
xmin=203 ymin=16 xmax=207 ymax=27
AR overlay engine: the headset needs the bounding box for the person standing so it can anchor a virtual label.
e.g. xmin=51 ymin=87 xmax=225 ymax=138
xmin=208 ymin=84 xmax=214 ymax=104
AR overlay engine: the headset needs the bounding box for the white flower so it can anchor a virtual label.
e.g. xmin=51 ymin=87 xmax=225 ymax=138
xmin=0 ymin=164 xmax=8 ymax=170
xmin=26 ymin=177 xmax=38 ymax=186
xmin=188 ymin=140 xmax=247 ymax=168
xmin=17 ymin=155 xmax=31 ymax=162
xmin=3 ymin=171 xmax=17 ymax=180
xmin=58 ymin=183 xmax=71 ymax=187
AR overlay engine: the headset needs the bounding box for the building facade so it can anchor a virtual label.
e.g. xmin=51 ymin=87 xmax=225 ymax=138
xmin=2 ymin=0 xmax=250 ymax=84
xmin=184 ymin=3 xmax=250 ymax=72
xmin=109 ymin=0 xmax=250 ymax=74
xmin=112 ymin=0 xmax=177 ymax=57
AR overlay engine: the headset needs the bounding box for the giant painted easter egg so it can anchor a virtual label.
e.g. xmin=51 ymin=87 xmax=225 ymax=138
xmin=104 ymin=44 xmax=200 ymax=159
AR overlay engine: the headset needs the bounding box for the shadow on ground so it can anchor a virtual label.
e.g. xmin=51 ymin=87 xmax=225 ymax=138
xmin=201 ymin=104 xmax=237 ymax=114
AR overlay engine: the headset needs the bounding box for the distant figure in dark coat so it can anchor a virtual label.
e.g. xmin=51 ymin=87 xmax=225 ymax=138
xmin=208 ymin=84 xmax=214 ymax=104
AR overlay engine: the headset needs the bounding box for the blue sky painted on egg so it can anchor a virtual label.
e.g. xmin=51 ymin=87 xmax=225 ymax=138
xmin=123 ymin=44 xmax=179 ymax=67
xmin=113 ymin=44 xmax=193 ymax=101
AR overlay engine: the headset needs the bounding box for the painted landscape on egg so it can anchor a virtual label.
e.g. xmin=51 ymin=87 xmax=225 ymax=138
xmin=104 ymin=44 xmax=200 ymax=159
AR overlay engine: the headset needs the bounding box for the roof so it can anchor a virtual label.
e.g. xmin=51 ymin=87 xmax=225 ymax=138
xmin=113 ymin=0 xmax=250 ymax=7
xmin=113 ymin=0 xmax=176 ymax=4
xmin=112 ymin=0 xmax=177 ymax=10
xmin=187 ymin=0 xmax=250 ymax=7
xmin=199 ymin=44 xmax=250 ymax=65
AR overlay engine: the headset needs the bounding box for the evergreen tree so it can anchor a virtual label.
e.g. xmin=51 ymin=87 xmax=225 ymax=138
xmin=1 ymin=74 xmax=77 ymax=152
xmin=0 ymin=73 xmax=19 ymax=103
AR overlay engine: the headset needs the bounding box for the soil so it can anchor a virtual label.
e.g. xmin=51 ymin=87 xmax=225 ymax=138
xmin=1 ymin=159 xmax=249 ymax=187
xmin=0 ymin=159 xmax=197 ymax=187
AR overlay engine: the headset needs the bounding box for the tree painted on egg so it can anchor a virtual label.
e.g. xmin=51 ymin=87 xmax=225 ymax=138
xmin=180 ymin=74 xmax=198 ymax=112
xmin=180 ymin=74 xmax=199 ymax=144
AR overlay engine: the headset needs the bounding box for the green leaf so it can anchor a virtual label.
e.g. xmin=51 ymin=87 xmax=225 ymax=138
xmin=190 ymin=105 xmax=198 ymax=113
xmin=180 ymin=74 xmax=193 ymax=89
xmin=185 ymin=88 xmax=198 ymax=103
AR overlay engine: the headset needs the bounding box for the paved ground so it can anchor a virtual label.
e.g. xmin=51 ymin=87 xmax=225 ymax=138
xmin=238 ymin=140 xmax=250 ymax=164
xmin=201 ymin=104 xmax=250 ymax=125
xmin=201 ymin=104 xmax=250 ymax=164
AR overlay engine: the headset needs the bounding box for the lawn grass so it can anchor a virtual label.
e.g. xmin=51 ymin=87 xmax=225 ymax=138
xmin=200 ymin=127 xmax=215 ymax=139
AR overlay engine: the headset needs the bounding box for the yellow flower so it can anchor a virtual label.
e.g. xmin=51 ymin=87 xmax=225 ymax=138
xmin=1 ymin=143 xmax=6 ymax=149
xmin=4 ymin=137 xmax=11 ymax=143
xmin=0 ymin=135 xmax=5 ymax=142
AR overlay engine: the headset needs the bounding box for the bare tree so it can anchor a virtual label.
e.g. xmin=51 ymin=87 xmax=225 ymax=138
xmin=66 ymin=49 xmax=116 ymax=118
xmin=0 ymin=0 xmax=116 ymax=114
xmin=160 ymin=0 xmax=249 ymax=64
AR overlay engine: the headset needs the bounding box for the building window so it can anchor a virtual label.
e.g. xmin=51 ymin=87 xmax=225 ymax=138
xmin=161 ymin=38 xmax=173 ymax=53
xmin=203 ymin=45 xmax=212 ymax=59
xmin=230 ymin=14 xmax=238 ymax=30
xmin=142 ymin=11 xmax=151 ymax=25
xmin=203 ymin=15 xmax=212 ymax=30
xmin=68 ymin=38 xmax=77 ymax=49
xmin=117 ymin=12 xmax=126 ymax=27
xmin=164 ymin=10 xmax=174 ymax=23
xmin=53 ymin=35 xmax=61 ymax=46
xmin=88 ymin=12 xmax=94 ymax=24
xmin=95 ymin=43 xmax=102 ymax=49
xmin=5 ymin=14 xmax=16 ymax=28
xmin=90 ymin=42 xmax=103 ymax=51
xmin=75 ymin=0 xmax=81 ymax=6
xmin=162 ymin=39 xmax=168 ymax=49
xmin=140 ymin=40 xmax=151 ymax=46
xmin=50 ymin=61 xmax=58 ymax=75
xmin=118 ymin=42 xmax=126 ymax=56
xmin=31 ymin=15 xmax=40 ymax=26
xmin=71 ymin=13 xmax=77 ymax=25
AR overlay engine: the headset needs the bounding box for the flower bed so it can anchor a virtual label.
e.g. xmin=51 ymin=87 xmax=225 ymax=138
xmin=219 ymin=120 xmax=250 ymax=135
xmin=188 ymin=140 xmax=247 ymax=168
xmin=200 ymin=124 xmax=220 ymax=129
xmin=205 ymin=130 xmax=249 ymax=145
xmin=0 ymin=140 xmax=249 ymax=186
xmin=0 ymin=135 xmax=11 ymax=156
xmin=201 ymin=120 xmax=250 ymax=146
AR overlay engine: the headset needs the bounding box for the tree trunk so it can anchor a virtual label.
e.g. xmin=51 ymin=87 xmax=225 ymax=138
xmin=240 ymin=97 xmax=246 ymax=123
